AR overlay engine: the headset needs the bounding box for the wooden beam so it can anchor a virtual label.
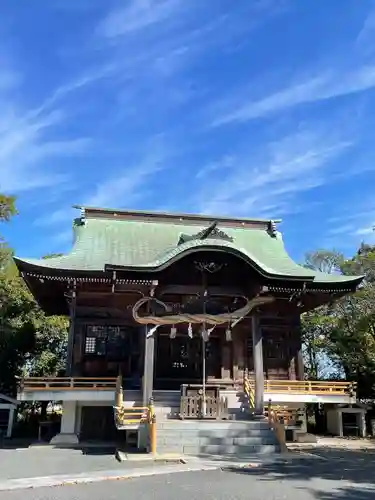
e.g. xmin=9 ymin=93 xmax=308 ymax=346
xmin=158 ymin=285 xmax=247 ymax=297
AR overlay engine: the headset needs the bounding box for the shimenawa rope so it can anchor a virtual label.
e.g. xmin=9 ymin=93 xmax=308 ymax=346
xmin=132 ymin=295 xmax=274 ymax=327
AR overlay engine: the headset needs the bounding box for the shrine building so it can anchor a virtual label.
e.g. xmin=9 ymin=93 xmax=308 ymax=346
xmin=15 ymin=206 xmax=363 ymax=449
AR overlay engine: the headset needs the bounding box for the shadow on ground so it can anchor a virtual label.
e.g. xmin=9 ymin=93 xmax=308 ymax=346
xmin=313 ymin=486 xmax=374 ymax=500
xmin=225 ymin=447 xmax=375 ymax=499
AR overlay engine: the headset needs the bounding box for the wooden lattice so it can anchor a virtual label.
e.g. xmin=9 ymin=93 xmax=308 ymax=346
xmin=179 ymin=395 xmax=228 ymax=420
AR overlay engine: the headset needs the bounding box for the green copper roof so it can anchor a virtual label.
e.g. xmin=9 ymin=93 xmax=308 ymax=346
xmin=14 ymin=208 xmax=362 ymax=287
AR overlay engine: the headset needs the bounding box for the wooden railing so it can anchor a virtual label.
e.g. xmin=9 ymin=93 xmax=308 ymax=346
xmin=19 ymin=376 xmax=357 ymax=397
xmin=267 ymin=402 xmax=287 ymax=453
xmin=264 ymin=405 xmax=305 ymax=427
xmin=242 ymin=374 xmax=355 ymax=397
xmin=18 ymin=377 xmax=117 ymax=391
xmin=263 ymin=380 xmax=356 ymax=396
xmin=243 ymin=370 xmax=255 ymax=408
xmin=114 ymin=405 xmax=149 ymax=426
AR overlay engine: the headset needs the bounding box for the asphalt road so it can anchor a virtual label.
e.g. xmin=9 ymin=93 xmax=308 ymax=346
xmin=0 ymin=462 xmax=374 ymax=500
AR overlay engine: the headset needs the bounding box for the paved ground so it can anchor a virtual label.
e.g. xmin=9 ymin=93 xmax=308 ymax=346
xmin=0 ymin=463 xmax=374 ymax=500
xmin=0 ymin=443 xmax=374 ymax=499
xmin=0 ymin=446 xmax=157 ymax=480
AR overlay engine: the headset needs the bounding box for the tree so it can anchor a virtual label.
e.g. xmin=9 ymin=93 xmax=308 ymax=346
xmin=0 ymin=262 xmax=37 ymax=395
xmin=328 ymin=246 xmax=375 ymax=399
xmin=304 ymin=249 xmax=343 ymax=274
xmin=302 ymin=246 xmax=375 ymax=400
xmin=301 ymin=250 xmax=343 ymax=379
xmin=0 ymin=194 xmax=17 ymax=222
xmin=27 ymin=254 xmax=68 ymax=377
xmin=0 ymin=195 xmax=17 ymax=270
xmin=0 ymin=196 xmax=68 ymax=397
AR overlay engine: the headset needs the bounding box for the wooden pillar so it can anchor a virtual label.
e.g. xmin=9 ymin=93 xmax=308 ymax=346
xmin=142 ymin=326 xmax=155 ymax=406
xmin=296 ymin=316 xmax=304 ymax=380
xmin=65 ymin=284 xmax=76 ymax=376
xmin=252 ymin=313 xmax=264 ymax=416
xmin=296 ymin=348 xmax=304 ymax=380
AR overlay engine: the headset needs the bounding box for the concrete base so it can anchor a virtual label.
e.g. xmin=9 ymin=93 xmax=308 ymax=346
xmin=116 ymin=450 xmax=185 ymax=463
xmin=294 ymin=432 xmax=317 ymax=443
xmin=50 ymin=433 xmax=79 ymax=445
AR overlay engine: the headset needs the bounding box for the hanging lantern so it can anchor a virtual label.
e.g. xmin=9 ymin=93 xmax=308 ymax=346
xmin=170 ymin=325 xmax=177 ymax=339
xmin=187 ymin=323 xmax=193 ymax=338
xmin=225 ymin=327 xmax=232 ymax=342
xmin=201 ymin=327 xmax=209 ymax=342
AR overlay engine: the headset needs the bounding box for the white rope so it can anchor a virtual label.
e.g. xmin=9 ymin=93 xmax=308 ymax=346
xmin=132 ymin=295 xmax=274 ymax=327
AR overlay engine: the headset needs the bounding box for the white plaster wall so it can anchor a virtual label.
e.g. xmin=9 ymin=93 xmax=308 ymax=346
xmin=221 ymin=390 xmax=354 ymax=409
xmin=60 ymin=401 xmax=77 ymax=434
xmin=326 ymin=410 xmax=340 ymax=435
xmin=17 ymin=390 xmax=116 ymax=402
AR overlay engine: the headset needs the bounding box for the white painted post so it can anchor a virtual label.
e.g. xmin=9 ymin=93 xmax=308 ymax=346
xmin=359 ymin=411 xmax=366 ymax=438
xmin=338 ymin=410 xmax=343 ymax=437
xmin=50 ymin=401 xmax=79 ymax=444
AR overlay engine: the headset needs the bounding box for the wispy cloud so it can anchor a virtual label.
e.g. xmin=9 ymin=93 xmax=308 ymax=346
xmin=324 ymin=196 xmax=375 ymax=248
xmin=0 ymin=106 xmax=90 ymax=193
xmin=211 ymin=64 xmax=375 ymax=126
xmin=0 ymin=47 xmax=106 ymax=197
xmin=97 ymin=0 xmax=184 ymax=38
xmin=5 ymin=0 xmax=375 ymax=260
xmin=192 ymin=128 xmax=353 ymax=218
xmin=94 ymin=0 xmax=283 ymax=112
xmin=35 ymin=134 xmax=173 ymax=237
xmin=356 ymin=7 xmax=375 ymax=55
xmin=84 ymin=153 xmax=167 ymax=209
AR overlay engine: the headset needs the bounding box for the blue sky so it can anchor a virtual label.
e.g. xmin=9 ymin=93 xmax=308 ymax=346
xmin=1 ymin=0 xmax=375 ymax=262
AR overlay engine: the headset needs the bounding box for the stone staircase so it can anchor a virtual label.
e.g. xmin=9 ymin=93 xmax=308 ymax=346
xmin=152 ymin=390 xmax=180 ymax=419
xmin=156 ymin=420 xmax=280 ymax=456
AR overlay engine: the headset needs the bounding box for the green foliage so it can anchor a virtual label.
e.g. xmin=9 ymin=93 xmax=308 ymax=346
xmin=42 ymin=253 xmax=64 ymax=259
xmin=301 ymin=246 xmax=375 ymax=400
xmin=0 ymin=196 xmax=68 ymax=396
xmin=29 ymin=314 xmax=68 ymax=377
xmin=0 ymin=195 xmax=17 ymax=270
xmin=0 ymin=275 xmax=36 ymax=395
xmin=0 ymin=194 xmax=17 ymax=222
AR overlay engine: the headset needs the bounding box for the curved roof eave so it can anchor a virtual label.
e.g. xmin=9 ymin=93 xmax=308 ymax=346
xmin=13 ymin=240 xmax=364 ymax=288
xmin=105 ymin=239 xmax=316 ymax=281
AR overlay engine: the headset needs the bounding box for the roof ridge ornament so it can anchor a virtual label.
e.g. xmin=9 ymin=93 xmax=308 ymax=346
xmin=178 ymin=221 xmax=233 ymax=245
xmin=267 ymin=220 xmax=281 ymax=238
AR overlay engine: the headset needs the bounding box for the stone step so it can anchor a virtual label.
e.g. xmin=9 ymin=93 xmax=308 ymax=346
xmin=156 ymin=444 xmax=279 ymax=455
xmin=158 ymin=429 xmax=274 ymax=439
xmin=158 ymin=435 xmax=277 ymax=446
xmin=157 ymin=421 xmax=270 ymax=431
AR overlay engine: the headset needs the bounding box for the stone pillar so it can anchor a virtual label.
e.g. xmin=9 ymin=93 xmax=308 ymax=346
xmin=6 ymin=406 xmax=15 ymax=438
xmin=50 ymin=401 xmax=79 ymax=445
xmin=252 ymin=313 xmax=264 ymax=416
xmin=142 ymin=326 xmax=155 ymax=406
